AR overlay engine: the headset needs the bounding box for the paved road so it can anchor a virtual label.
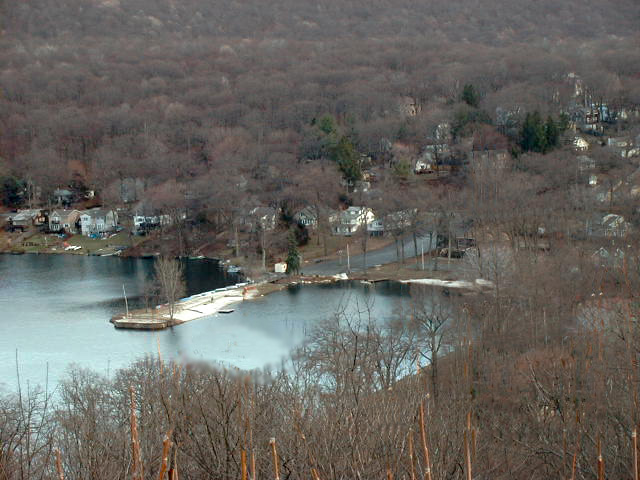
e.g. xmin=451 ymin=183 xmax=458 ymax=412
xmin=302 ymin=232 xmax=438 ymax=276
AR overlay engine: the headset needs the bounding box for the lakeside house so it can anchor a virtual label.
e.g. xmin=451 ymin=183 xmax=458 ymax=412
xmin=6 ymin=209 xmax=46 ymax=232
xmin=133 ymin=213 xmax=172 ymax=234
xmin=330 ymin=206 xmax=375 ymax=236
xmin=49 ymin=209 xmax=81 ymax=234
xmin=131 ymin=203 xmax=172 ymax=234
xmin=79 ymin=209 xmax=119 ymax=236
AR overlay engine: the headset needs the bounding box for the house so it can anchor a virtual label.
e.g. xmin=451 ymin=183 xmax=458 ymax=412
xmin=6 ymin=209 xmax=46 ymax=232
xmin=294 ymin=206 xmax=318 ymax=228
xmin=382 ymin=210 xmax=415 ymax=233
xmin=593 ymin=246 xmax=625 ymax=268
xmin=53 ymin=189 xmax=74 ymax=207
xmin=577 ymin=155 xmax=596 ymax=172
xmin=367 ymin=219 xmax=384 ymax=236
xmin=49 ymin=209 xmax=81 ymax=233
xmin=79 ymin=209 xmax=119 ymax=236
xmin=250 ymin=206 xmax=278 ymax=231
xmin=274 ymin=262 xmax=287 ymax=273
xmin=607 ymin=137 xmax=639 ymax=158
xmin=586 ymin=213 xmax=630 ymax=238
xmin=330 ymin=206 xmax=375 ymax=236
xmin=602 ymin=214 xmax=629 ymax=237
xmin=398 ymin=96 xmax=421 ymax=117
xmin=573 ymin=136 xmax=590 ymax=152
xmin=133 ymin=213 xmax=171 ymax=234
xmin=353 ymin=180 xmax=370 ymax=193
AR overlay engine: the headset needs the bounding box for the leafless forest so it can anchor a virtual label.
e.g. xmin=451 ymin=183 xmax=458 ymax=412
xmin=2 ymin=0 xmax=640 ymax=478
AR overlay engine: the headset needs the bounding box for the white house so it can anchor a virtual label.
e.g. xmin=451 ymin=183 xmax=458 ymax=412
xmin=573 ymin=136 xmax=590 ymax=152
xmin=79 ymin=209 xmax=119 ymax=236
xmin=330 ymin=206 xmax=375 ymax=236
xmin=367 ymin=219 xmax=385 ymax=236
xmin=133 ymin=214 xmax=171 ymax=234
xmin=49 ymin=209 xmax=81 ymax=233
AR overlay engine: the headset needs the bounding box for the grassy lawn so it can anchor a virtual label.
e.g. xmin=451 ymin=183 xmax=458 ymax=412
xmin=66 ymin=231 xmax=139 ymax=254
xmin=9 ymin=230 xmax=143 ymax=255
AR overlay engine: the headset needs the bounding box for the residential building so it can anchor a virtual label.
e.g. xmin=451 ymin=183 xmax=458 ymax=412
xmin=586 ymin=213 xmax=630 ymax=238
xmin=367 ymin=219 xmax=384 ymax=236
xmin=49 ymin=209 xmax=81 ymax=233
xmin=133 ymin=214 xmax=171 ymax=234
xmin=79 ymin=209 xmax=119 ymax=236
xmin=330 ymin=206 xmax=375 ymax=236
xmin=294 ymin=206 xmax=318 ymax=228
xmin=250 ymin=206 xmax=278 ymax=231
xmin=53 ymin=189 xmax=74 ymax=207
xmin=6 ymin=209 xmax=46 ymax=232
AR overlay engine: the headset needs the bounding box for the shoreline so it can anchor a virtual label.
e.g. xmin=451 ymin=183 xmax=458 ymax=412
xmin=110 ymin=269 xmax=491 ymax=330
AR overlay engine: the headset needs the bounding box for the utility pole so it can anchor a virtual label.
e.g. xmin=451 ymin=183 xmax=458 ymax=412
xmin=347 ymin=243 xmax=351 ymax=274
xmin=421 ymin=238 xmax=425 ymax=270
xmin=123 ymin=284 xmax=129 ymax=317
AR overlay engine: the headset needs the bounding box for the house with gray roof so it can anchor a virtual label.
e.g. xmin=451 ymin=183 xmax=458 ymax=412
xmin=49 ymin=209 xmax=81 ymax=233
xmin=79 ymin=209 xmax=118 ymax=236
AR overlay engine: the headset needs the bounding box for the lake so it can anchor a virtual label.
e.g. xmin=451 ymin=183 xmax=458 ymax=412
xmin=0 ymin=254 xmax=409 ymax=393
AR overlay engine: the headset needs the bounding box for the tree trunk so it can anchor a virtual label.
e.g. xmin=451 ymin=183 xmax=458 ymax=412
xmin=431 ymin=332 xmax=438 ymax=402
xmin=447 ymin=226 xmax=452 ymax=266
xmin=362 ymin=231 xmax=368 ymax=275
xmin=261 ymin=230 xmax=267 ymax=271
xmin=234 ymin=223 xmax=240 ymax=258
xmin=433 ymin=231 xmax=438 ymax=272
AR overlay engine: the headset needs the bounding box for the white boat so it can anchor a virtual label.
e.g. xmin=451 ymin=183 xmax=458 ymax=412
xmin=226 ymin=265 xmax=241 ymax=273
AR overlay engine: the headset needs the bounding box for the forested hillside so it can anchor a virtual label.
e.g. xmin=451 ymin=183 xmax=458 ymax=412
xmin=2 ymin=1 xmax=640 ymax=478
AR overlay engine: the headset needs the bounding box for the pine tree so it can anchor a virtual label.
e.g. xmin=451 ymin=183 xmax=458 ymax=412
xmin=461 ymin=84 xmax=480 ymax=107
xmin=285 ymin=230 xmax=301 ymax=275
xmin=544 ymin=116 xmax=559 ymax=151
xmin=331 ymin=136 xmax=362 ymax=184
xmin=519 ymin=111 xmax=547 ymax=153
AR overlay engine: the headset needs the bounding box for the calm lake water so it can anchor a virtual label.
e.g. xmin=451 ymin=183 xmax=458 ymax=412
xmin=0 ymin=254 xmax=409 ymax=393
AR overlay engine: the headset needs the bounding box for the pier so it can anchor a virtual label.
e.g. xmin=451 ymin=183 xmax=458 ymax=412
xmin=111 ymin=283 xmax=257 ymax=330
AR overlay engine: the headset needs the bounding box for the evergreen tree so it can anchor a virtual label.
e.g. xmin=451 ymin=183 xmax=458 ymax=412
xmin=330 ymin=135 xmax=362 ymax=184
xmin=0 ymin=176 xmax=24 ymax=208
xmin=285 ymin=230 xmax=301 ymax=275
xmin=316 ymin=114 xmax=338 ymax=136
xmin=461 ymin=84 xmax=480 ymax=107
xmin=544 ymin=116 xmax=559 ymax=152
xmin=519 ymin=111 xmax=547 ymax=153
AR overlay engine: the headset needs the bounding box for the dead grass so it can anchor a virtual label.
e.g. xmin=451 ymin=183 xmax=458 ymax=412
xmin=4 ymin=230 xmax=144 ymax=255
xmin=351 ymin=257 xmax=464 ymax=282
xmin=299 ymin=232 xmax=393 ymax=262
